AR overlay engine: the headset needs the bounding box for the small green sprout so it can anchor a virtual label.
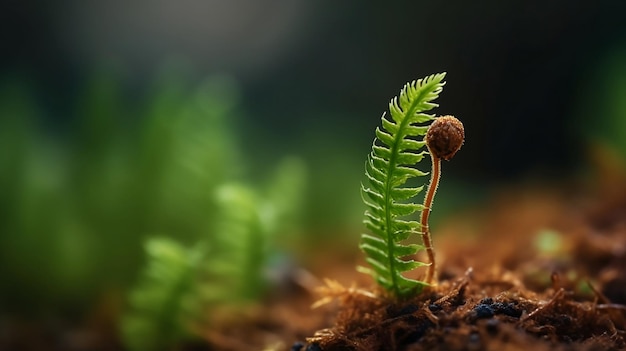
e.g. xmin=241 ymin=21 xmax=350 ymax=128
xmin=121 ymin=157 xmax=306 ymax=351
xmin=359 ymin=73 xmax=464 ymax=298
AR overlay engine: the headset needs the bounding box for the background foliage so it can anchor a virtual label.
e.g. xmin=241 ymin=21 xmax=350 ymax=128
xmin=0 ymin=1 xmax=625 ymax=348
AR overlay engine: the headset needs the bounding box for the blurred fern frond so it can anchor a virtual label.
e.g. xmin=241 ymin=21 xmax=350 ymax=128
xmin=121 ymin=156 xmax=307 ymax=350
xmin=121 ymin=238 xmax=205 ymax=351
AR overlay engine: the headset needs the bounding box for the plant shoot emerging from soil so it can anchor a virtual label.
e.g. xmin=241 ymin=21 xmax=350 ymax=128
xmin=422 ymin=115 xmax=464 ymax=283
xmin=360 ymin=73 xmax=464 ymax=298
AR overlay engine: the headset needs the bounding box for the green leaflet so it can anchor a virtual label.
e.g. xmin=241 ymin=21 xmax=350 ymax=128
xmin=360 ymin=73 xmax=446 ymax=297
xmin=120 ymin=238 xmax=205 ymax=351
xmin=121 ymin=156 xmax=307 ymax=351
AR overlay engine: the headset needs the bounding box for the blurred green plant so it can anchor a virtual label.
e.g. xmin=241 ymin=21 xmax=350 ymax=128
xmin=0 ymin=64 xmax=308 ymax=350
xmin=121 ymin=157 xmax=306 ymax=351
xmin=120 ymin=237 xmax=204 ymax=351
xmin=0 ymin=66 xmax=291 ymax=310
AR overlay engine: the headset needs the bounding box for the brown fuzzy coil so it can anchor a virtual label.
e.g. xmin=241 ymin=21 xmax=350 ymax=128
xmin=426 ymin=115 xmax=464 ymax=160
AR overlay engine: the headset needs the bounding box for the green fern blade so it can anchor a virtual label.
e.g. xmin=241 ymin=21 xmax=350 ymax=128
xmin=388 ymin=98 xmax=405 ymax=124
xmin=360 ymin=243 xmax=390 ymax=264
xmin=365 ymin=161 xmax=385 ymax=177
xmin=390 ymin=186 xmax=424 ymax=201
xmin=380 ymin=114 xmax=399 ymax=134
xmin=363 ymin=213 xmax=384 ymax=231
xmin=393 ymin=219 xmax=420 ymax=232
xmin=391 ymin=202 xmax=422 ymax=217
xmin=362 ymin=186 xmax=384 ymax=203
xmin=393 ymin=230 xmax=412 ymax=241
xmin=397 ymin=138 xmax=426 ymax=150
xmin=364 ymin=220 xmax=380 ymax=234
xmin=366 ymin=168 xmax=386 ymax=188
xmin=389 ymin=168 xmax=428 ymax=187
xmin=375 ymin=128 xmax=396 ymax=147
xmin=414 ymin=99 xmax=440 ymax=112
xmin=358 ymin=265 xmax=393 ymax=290
xmin=394 ymin=166 xmax=427 ymax=178
xmin=372 ymin=145 xmax=392 ymax=160
xmin=399 ymin=74 xmax=445 ymax=110
xmin=376 ymin=276 xmax=394 ymax=289
xmin=370 ymin=155 xmax=391 ymax=174
xmin=395 ymin=274 xmax=428 ymax=293
xmin=122 ymin=238 xmax=202 ymax=351
xmin=361 ymin=190 xmax=384 ymax=214
xmin=365 ymin=208 xmax=384 ymax=223
xmin=406 ymin=117 xmax=433 ymax=129
xmin=360 ymin=72 xmax=446 ymax=298
xmin=394 ymin=258 xmax=428 ymax=271
xmin=364 ymin=210 xmax=383 ymax=225
xmin=363 ymin=208 xmax=384 ymax=225
xmin=364 ymin=172 xmax=385 ymax=193
xmin=394 ymin=243 xmax=424 ymax=257
xmin=366 ymin=155 xmax=388 ymax=179
xmin=364 ymin=219 xmax=385 ymax=235
xmin=360 ymin=233 xmax=386 ymax=247
xmin=365 ymin=257 xmax=393 ymax=279
xmin=396 ymin=151 xmax=425 ymax=165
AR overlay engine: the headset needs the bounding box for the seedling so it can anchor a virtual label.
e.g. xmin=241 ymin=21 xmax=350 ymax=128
xmin=121 ymin=157 xmax=307 ymax=351
xmin=422 ymin=115 xmax=465 ymax=283
xmin=360 ymin=73 xmax=464 ymax=298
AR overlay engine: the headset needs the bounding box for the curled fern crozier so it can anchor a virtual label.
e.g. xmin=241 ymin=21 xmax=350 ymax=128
xmin=360 ymin=73 xmax=446 ymax=297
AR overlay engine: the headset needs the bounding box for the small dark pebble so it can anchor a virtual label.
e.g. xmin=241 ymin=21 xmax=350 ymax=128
xmin=404 ymin=318 xmax=436 ymax=345
xmin=492 ymin=302 xmax=522 ymax=318
xmin=603 ymin=276 xmax=626 ymax=304
xmin=473 ymin=304 xmax=494 ymax=319
xmin=557 ymin=314 xmax=573 ymax=326
xmin=398 ymin=304 xmax=419 ymax=316
xmin=468 ymin=332 xmax=481 ymax=351
xmin=291 ymin=341 xmax=305 ymax=351
xmin=469 ymin=332 xmax=481 ymax=343
xmin=480 ymin=297 xmax=494 ymax=305
xmin=306 ymin=343 xmax=322 ymax=351
xmin=486 ymin=318 xmax=499 ymax=335
xmin=387 ymin=303 xmax=419 ymax=318
xmin=428 ymin=303 xmax=442 ymax=312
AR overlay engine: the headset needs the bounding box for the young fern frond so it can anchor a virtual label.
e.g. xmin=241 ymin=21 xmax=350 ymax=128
xmin=359 ymin=73 xmax=446 ymax=298
xmin=121 ymin=238 xmax=206 ymax=351
xmin=121 ymin=157 xmax=307 ymax=351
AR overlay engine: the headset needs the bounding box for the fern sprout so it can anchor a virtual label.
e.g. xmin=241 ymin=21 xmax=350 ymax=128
xmin=360 ymin=73 xmax=464 ymax=298
xmin=121 ymin=238 xmax=206 ymax=351
xmin=422 ymin=115 xmax=464 ymax=283
xmin=121 ymin=157 xmax=306 ymax=350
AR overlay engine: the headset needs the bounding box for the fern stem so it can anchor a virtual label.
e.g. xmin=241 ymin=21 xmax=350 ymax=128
xmin=384 ymin=129 xmax=408 ymax=297
xmin=421 ymin=153 xmax=440 ymax=285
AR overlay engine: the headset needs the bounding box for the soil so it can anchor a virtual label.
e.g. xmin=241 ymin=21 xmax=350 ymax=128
xmin=2 ymin=155 xmax=625 ymax=351
xmin=202 ymin=157 xmax=626 ymax=350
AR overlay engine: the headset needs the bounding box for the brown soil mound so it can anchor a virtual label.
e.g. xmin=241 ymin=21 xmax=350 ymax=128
xmin=299 ymin=182 xmax=626 ymax=351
